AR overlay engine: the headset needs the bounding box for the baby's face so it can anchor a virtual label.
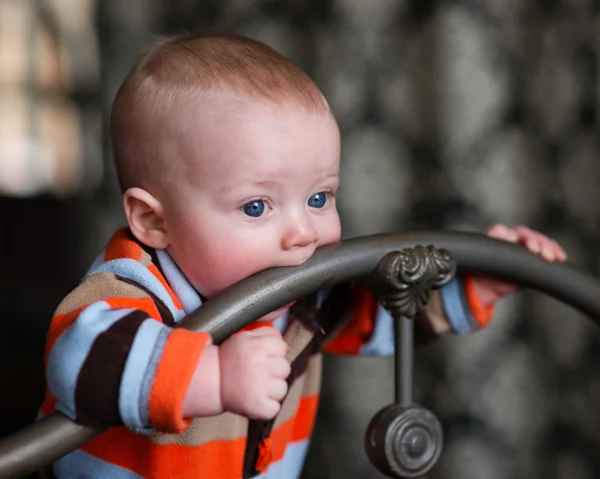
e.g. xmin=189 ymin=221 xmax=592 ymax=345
xmin=159 ymin=101 xmax=342 ymax=322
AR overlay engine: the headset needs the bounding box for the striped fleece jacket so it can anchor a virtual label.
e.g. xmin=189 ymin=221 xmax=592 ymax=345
xmin=39 ymin=228 xmax=492 ymax=479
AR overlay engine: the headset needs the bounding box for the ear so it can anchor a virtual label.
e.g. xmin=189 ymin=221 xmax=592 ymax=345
xmin=122 ymin=187 xmax=170 ymax=249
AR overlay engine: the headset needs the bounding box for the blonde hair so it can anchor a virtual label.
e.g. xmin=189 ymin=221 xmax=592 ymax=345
xmin=110 ymin=33 xmax=329 ymax=191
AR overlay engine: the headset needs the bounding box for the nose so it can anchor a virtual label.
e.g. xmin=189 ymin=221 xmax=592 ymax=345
xmin=281 ymin=214 xmax=319 ymax=251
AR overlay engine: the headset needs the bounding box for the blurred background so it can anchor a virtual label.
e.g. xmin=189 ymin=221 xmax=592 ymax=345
xmin=1 ymin=0 xmax=600 ymax=478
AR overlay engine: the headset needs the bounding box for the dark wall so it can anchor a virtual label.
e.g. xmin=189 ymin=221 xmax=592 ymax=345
xmin=1 ymin=1 xmax=599 ymax=478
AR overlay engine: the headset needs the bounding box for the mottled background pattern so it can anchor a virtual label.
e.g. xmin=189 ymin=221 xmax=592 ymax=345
xmin=1 ymin=1 xmax=599 ymax=478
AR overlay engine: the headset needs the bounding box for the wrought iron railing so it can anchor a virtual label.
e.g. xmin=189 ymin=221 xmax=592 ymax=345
xmin=1 ymin=231 xmax=599 ymax=478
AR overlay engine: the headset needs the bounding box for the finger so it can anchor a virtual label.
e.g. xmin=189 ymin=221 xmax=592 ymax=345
xmin=514 ymin=226 xmax=542 ymax=253
xmin=540 ymin=246 xmax=555 ymax=262
xmin=534 ymin=236 xmax=555 ymax=262
xmin=266 ymin=379 xmax=289 ymax=402
xmin=513 ymin=225 xmax=537 ymax=237
xmin=269 ymin=358 xmax=292 ymax=379
xmin=262 ymin=399 xmax=282 ymax=420
xmin=538 ymin=237 xmax=563 ymax=262
xmin=515 ymin=227 xmax=567 ymax=262
xmin=542 ymin=238 xmax=568 ymax=262
xmin=554 ymin=241 xmax=568 ymax=262
xmin=486 ymin=224 xmax=518 ymax=242
xmin=249 ymin=399 xmax=281 ymax=421
xmin=260 ymin=336 xmax=289 ymax=357
xmin=246 ymin=326 xmax=283 ymax=339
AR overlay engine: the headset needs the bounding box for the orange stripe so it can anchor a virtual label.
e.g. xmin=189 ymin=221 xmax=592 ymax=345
xmin=290 ymin=394 xmax=319 ymax=442
xmin=262 ymin=394 xmax=319 ymax=470
xmin=45 ymin=297 xmax=160 ymax=370
xmin=323 ymin=286 xmax=376 ymax=354
xmin=102 ymin=228 xmax=184 ymax=312
xmin=104 ymin=296 xmax=162 ymax=321
xmin=241 ymin=321 xmax=273 ymax=332
xmin=463 ymin=276 xmax=495 ymax=327
xmin=148 ymin=329 xmax=211 ymax=432
xmin=82 ymin=427 xmax=246 ymax=479
xmin=147 ymin=264 xmax=184 ymax=311
xmin=42 ymin=297 xmax=163 ymax=415
xmin=74 ymin=395 xmax=320 ymax=478
xmin=103 ymin=228 xmax=144 ymax=262
xmin=39 ymin=389 xmax=57 ymax=416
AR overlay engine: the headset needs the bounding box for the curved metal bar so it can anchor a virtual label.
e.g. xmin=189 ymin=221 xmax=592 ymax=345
xmin=182 ymin=231 xmax=600 ymax=337
xmin=1 ymin=231 xmax=600 ymax=478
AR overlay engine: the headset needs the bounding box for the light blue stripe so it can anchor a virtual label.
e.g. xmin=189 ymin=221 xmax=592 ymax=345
xmin=118 ymin=319 xmax=167 ymax=430
xmin=273 ymin=310 xmax=289 ymax=333
xmin=138 ymin=326 xmax=170 ymax=430
xmin=53 ymin=449 xmax=142 ymax=478
xmin=89 ymin=258 xmax=180 ymax=321
xmin=440 ymin=277 xmax=478 ymax=334
xmin=156 ymin=250 xmax=202 ymax=317
xmin=258 ymin=440 xmax=310 ymax=479
xmin=47 ymin=302 xmax=134 ymax=418
xmin=360 ymin=304 xmax=395 ymax=356
xmin=360 ymin=277 xmax=480 ymax=357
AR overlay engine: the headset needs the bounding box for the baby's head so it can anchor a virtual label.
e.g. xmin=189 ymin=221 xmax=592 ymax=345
xmin=111 ymin=34 xmax=341 ymax=315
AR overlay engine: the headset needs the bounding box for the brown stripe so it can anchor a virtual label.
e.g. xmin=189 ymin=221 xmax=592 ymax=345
xmin=116 ymin=275 xmax=176 ymax=326
xmin=148 ymin=412 xmax=249 ymax=446
xmin=138 ymin=239 xmax=166 ymax=277
xmin=284 ymin=294 xmax=322 ymax=364
xmin=138 ymin=248 xmax=153 ymax=267
xmin=124 ymin=229 xmax=154 ymax=267
xmin=283 ymin=320 xmax=318 ymax=364
xmin=287 ymin=331 xmax=322 ymax=388
xmin=74 ymin=310 xmax=147 ymax=426
xmin=273 ymin=354 xmax=322 ymax=430
xmin=284 ymin=291 xmax=336 ymax=387
xmin=55 ymin=272 xmax=150 ymax=316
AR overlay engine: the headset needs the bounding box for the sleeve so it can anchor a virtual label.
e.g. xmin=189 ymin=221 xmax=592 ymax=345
xmin=322 ymin=276 xmax=494 ymax=356
xmin=43 ymin=276 xmax=211 ymax=434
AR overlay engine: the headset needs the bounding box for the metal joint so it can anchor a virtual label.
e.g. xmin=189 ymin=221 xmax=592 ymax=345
xmin=364 ymin=245 xmax=456 ymax=321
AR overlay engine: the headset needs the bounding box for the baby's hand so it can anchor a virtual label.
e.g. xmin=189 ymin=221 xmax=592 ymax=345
xmin=219 ymin=327 xmax=291 ymax=420
xmin=472 ymin=224 xmax=568 ymax=306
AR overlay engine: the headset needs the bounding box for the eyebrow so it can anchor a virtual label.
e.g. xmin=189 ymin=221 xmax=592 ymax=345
xmin=223 ymin=172 xmax=339 ymax=190
xmin=254 ymin=172 xmax=339 ymax=183
xmin=217 ymin=169 xmax=340 ymax=196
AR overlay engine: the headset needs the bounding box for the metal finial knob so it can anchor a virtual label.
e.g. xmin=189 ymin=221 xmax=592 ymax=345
xmin=365 ymin=404 xmax=443 ymax=478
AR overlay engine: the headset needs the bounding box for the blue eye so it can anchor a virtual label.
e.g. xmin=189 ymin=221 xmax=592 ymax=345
xmin=308 ymin=192 xmax=327 ymax=209
xmin=242 ymin=200 xmax=266 ymax=217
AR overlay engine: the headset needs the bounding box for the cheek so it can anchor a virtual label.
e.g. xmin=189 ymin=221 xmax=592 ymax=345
xmin=318 ymin=213 xmax=342 ymax=246
xmin=186 ymin=233 xmax=276 ymax=298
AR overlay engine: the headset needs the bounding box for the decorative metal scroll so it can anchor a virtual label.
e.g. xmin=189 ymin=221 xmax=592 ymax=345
xmin=363 ymin=245 xmax=457 ymax=320
xmin=363 ymin=245 xmax=457 ymax=479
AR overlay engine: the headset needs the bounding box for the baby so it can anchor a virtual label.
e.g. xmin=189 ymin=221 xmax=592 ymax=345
xmin=39 ymin=34 xmax=566 ymax=479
